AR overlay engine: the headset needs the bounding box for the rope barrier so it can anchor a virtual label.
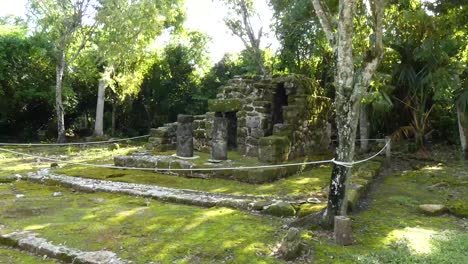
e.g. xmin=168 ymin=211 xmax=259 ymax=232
xmin=0 ymin=139 xmax=389 ymax=171
xmin=0 ymin=135 xmax=150 ymax=146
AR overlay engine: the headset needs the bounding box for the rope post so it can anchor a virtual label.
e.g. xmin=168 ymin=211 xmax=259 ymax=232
xmin=334 ymin=216 xmax=353 ymax=246
xmin=385 ymin=136 xmax=391 ymax=166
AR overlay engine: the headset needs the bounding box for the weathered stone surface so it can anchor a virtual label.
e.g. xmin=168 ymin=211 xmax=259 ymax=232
xmin=248 ymin=200 xmax=274 ymax=210
xmin=24 ymin=169 xmax=289 ymax=217
xmin=176 ymin=114 xmax=194 ymax=157
xmin=0 ymin=227 xmax=129 ymax=264
xmin=262 ymin=201 xmax=296 ymax=217
xmin=274 ymin=228 xmax=305 ymax=260
xmin=258 ymin=136 xmax=291 ymax=163
xmin=334 ymin=216 xmax=353 ymax=246
xmin=346 ymin=184 xmax=365 ymax=211
xmin=211 ymin=116 xmax=228 ymax=160
xmin=418 ymin=204 xmax=448 ymax=216
xmin=208 ymin=99 xmax=242 ymax=112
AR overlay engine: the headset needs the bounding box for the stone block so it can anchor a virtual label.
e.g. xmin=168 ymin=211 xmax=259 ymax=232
xmin=250 ymin=128 xmax=264 ymax=138
xmin=150 ymin=127 xmax=170 ymax=137
xmin=253 ymin=101 xmax=271 ymax=107
xmin=262 ymin=201 xmax=296 ymax=217
xmin=208 ymin=99 xmax=242 ymax=112
xmin=418 ymin=204 xmax=448 ymax=216
xmin=154 ymin=143 xmax=176 ymax=152
xmin=245 ymin=146 xmax=258 ymax=156
xmin=258 ymin=136 xmax=291 ymax=163
xmin=193 ymin=130 xmax=206 ymax=138
xmin=148 ymin=137 xmax=169 ymax=145
xmin=246 ymin=116 xmax=261 ymax=128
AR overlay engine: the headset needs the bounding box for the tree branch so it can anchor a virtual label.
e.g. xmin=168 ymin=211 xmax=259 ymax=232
xmin=360 ymin=0 xmax=385 ymax=89
xmin=310 ymin=0 xmax=336 ymax=49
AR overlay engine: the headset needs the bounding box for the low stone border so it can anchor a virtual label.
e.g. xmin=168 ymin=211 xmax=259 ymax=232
xmin=0 ymin=225 xmax=129 ymax=264
xmin=24 ymin=169 xmax=301 ymax=217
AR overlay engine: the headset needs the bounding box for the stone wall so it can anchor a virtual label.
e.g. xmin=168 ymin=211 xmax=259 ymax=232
xmin=147 ymin=123 xmax=177 ymax=152
xmin=208 ymin=74 xmax=331 ymax=162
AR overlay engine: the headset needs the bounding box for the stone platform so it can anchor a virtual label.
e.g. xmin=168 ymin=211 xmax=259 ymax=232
xmin=113 ymin=152 xmax=320 ymax=183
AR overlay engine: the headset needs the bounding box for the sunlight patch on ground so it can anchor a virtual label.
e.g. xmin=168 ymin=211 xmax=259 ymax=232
xmin=111 ymin=207 xmax=147 ymax=222
xmin=422 ymin=165 xmax=444 ymax=171
xmin=24 ymin=223 xmax=51 ymax=231
xmin=184 ymin=208 xmax=234 ymax=231
xmin=385 ymin=227 xmax=437 ymax=254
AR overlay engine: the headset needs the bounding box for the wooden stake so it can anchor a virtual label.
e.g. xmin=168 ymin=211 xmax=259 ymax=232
xmin=334 ymin=216 xmax=353 ymax=246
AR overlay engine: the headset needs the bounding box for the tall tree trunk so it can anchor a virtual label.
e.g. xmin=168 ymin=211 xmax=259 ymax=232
xmin=359 ymin=106 xmax=369 ymax=152
xmin=457 ymin=105 xmax=468 ymax=159
xmin=55 ymin=52 xmax=66 ymax=143
xmin=93 ymin=78 xmax=106 ymax=137
xmin=321 ymin=0 xmax=357 ymax=228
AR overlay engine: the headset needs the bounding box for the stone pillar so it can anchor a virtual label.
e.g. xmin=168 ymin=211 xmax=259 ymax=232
xmin=212 ymin=115 xmax=228 ymax=160
xmin=176 ymin=115 xmax=194 ymax=157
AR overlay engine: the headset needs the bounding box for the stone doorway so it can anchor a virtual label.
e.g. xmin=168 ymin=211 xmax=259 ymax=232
xmin=225 ymin=111 xmax=237 ymax=149
xmin=267 ymin=83 xmax=288 ymax=136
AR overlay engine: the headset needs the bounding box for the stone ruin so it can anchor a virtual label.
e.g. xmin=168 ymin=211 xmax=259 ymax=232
xmin=116 ymin=74 xmax=331 ymax=183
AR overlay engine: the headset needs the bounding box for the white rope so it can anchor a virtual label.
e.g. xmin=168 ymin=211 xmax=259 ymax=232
xmin=0 ymin=139 xmax=389 ymax=171
xmin=331 ymin=138 xmax=386 ymax=142
xmin=0 ymin=135 xmax=150 ymax=146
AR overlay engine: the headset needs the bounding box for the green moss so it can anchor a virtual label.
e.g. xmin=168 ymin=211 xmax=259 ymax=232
xmin=446 ymin=200 xmax=468 ymax=217
xmin=262 ymin=202 xmax=296 ymax=217
xmin=207 ymin=99 xmax=242 ymax=112
xmin=0 ymin=181 xmax=287 ymax=264
xmin=297 ymin=204 xmax=326 ymax=217
xmin=311 ymin=161 xmax=467 ymax=264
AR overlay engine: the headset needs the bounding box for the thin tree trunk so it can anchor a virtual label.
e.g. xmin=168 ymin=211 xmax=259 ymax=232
xmin=457 ymin=105 xmax=468 ymax=159
xmin=84 ymin=111 xmax=88 ymax=128
xmin=111 ymin=101 xmax=116 ymax=136
xmin=93 ymin=78 xmax=106 ymax=137
xmin=55 ymin=52 xmax=66 ymax=143
xmin=359 ymin=106 xmax=369 ymax=152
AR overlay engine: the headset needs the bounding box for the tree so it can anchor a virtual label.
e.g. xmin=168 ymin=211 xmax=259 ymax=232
xmin=28 ymin=0 xmax=97 ymax=142
xmin=140 ymin=31 xmax=211 ymax=127
xmin=309 ymin=0 xmax=385 ymax=228
xmin=270 ymin=0 xmax=333 ymax=78
xmin=222 ymin=0 xmax=267 ymax=75
xmin=386 ymin=0 xmax=464 ymax=148
xmin=0 ymin=19 xmax=55 ymax=139
xmin=91 ymin=0 xmax=184 ymax=136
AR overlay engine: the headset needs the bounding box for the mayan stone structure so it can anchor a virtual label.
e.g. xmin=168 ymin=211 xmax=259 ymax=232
xmin=146 ymin=74 xmax=331 ymax=164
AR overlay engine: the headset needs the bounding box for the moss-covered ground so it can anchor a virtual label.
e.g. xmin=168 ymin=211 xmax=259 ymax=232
xmin=0 ymin=181 xmax=288 ymax=263
xmin=312 ymin=161 xmax=468 ymax=263
xmin=0 ymin=144 xmax=466 ymax=263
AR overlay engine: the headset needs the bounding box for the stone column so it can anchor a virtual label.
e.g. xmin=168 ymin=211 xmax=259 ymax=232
xmin=212 ymin=115 xmax=228 ymax=160
xmin=176 ymin=115 xmax=194 ymax=157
